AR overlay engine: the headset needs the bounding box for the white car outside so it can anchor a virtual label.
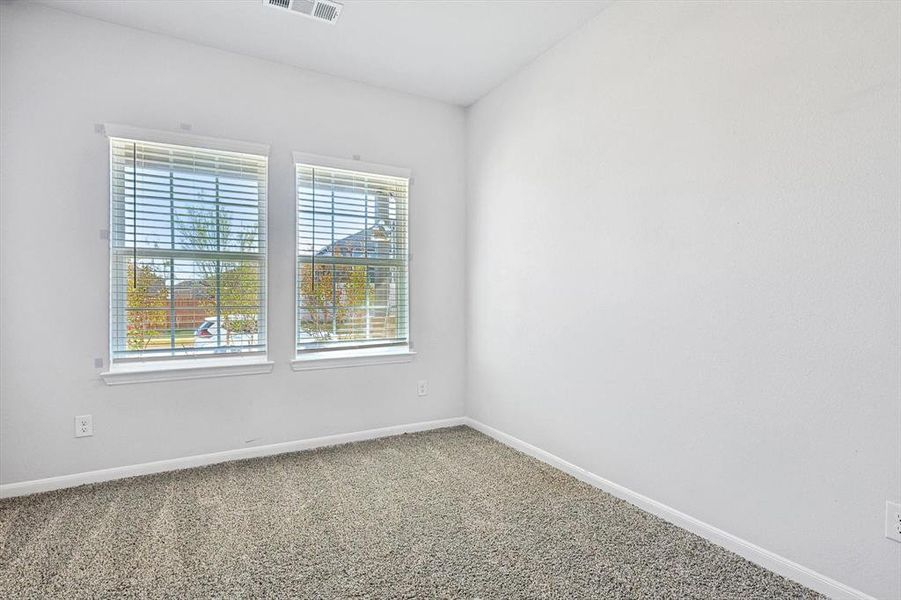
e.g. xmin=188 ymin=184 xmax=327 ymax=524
xmin=193 ymin=317 xmax=257 ymax=350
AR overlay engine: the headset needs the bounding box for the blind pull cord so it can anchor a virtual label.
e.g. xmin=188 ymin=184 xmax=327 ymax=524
xmin=311 ymin=167 xmax=316 ymax=292
xmin=132 ymin=141 xmax=137 ymax=289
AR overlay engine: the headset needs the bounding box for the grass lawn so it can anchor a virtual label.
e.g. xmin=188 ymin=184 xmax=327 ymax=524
xmin=143 ymin=331 xmax=195 ymax=350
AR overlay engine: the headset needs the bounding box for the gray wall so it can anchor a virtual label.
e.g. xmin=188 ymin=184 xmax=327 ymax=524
xmin=0 ymin=3 xmax=466 ymax=483
xmin=465 ymin=2 xmax=900 ymax=598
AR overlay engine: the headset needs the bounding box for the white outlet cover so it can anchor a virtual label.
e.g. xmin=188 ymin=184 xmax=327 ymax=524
xmin=75 ymin=414 xmax=93 ymax=438
xmin=886 ymin=500 xmax=901 ymax=543
xmin=417 ymin=380 xmax=428 ymax=397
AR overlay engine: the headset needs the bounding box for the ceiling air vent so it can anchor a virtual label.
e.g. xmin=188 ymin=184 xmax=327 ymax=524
xmin=263 ymin=0 xmax=343 ymax=24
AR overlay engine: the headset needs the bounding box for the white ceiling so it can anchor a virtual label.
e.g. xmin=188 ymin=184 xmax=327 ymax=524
xmin=36 ymin=0 xmax=610 ymax=106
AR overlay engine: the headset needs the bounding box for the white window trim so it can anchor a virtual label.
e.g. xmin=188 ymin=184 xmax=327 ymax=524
xmin=291 ymin=152 xmax=411 ymax=180
xmin=105 ymin=125 xmax=271 ymax=379
xmin=100 ymin=356 xmax=274 ymax=386
xmin=105 ymin=124 xmax=270 ymax=157
xmin=290 ymin=347 xmax=416 ymax=371
xmin=292 ymin=152 xmax=414 ymax=365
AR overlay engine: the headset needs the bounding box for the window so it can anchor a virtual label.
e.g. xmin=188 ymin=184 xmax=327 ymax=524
xmin=109 ymin=132 xmax=268 ymax=367
xmin=295 ymin=155 xmax=410 ymax=357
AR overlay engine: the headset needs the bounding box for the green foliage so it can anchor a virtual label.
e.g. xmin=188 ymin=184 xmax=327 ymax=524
xmin=299 ymin=262 xmax=337 ymax=340
xmin=299 ymin=262 xmax=372 ymax=341
xmin=219 ymin=262 xmax=261 ymax=341
xmin=178 ymin=205 xmax=262 ymax=343
xmin=343 ymin=264 xmax=369 ymax=339
xmin=126 ymin=262 xmax=170 ymax=350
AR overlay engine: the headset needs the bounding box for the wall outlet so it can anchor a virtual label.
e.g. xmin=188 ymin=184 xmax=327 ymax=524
xmin=887 ymin=501 xmax=901 ymax=542
xmin=417 ymin=379 xmax=429 ymax=397
xmin=75 ymin=415 xmax=93 ymax=438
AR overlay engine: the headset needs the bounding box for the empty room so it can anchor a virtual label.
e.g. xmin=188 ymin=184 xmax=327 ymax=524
xmin=0 ymin=0 xmax=898 ymax=598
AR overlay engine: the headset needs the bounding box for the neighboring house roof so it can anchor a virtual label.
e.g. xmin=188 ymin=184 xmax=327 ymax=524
xmin=317 ymin=225 xmax=390 ymax=258
xmin=173 ymin=279 xmax=211 ymax=301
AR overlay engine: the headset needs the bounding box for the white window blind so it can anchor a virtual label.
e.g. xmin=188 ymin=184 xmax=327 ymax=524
xmin=295 ymin=160 xmax=409 ymax=354
xmin=109 ymin=137 xmax=268 ymax=364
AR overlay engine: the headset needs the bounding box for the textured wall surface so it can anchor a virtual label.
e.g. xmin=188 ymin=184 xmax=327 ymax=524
xmin=0 ymin=3 xmax=466 ymax=484
xmin=466 ymin=2 xmax=901 ymax=598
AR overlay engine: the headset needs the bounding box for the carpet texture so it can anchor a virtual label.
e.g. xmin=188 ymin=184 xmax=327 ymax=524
xmin=0 ymin=426 xmax=824 ymax=599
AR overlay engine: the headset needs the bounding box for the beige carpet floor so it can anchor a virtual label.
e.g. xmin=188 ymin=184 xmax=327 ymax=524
xmin=0 ymin=426 xmax=824 ymax=599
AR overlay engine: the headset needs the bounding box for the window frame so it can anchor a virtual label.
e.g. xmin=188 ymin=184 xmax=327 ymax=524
xmin=101 ymin=124 xmax=273 ymax=384
xmin=291 ymin=152 xmax=414 ymax=369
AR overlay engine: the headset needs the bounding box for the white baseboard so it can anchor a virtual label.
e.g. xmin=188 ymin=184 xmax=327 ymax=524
xmin=464 ymin=417 xmax=877 ymax=600
xmin=0 ymin=417 xmax=466 ymax=499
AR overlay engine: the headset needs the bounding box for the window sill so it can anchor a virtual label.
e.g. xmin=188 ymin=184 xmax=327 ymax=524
xmin=100 ymin=357 xmax=274 ymax=386
xmin=291 ymin=348 xmax=416 ymax=371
